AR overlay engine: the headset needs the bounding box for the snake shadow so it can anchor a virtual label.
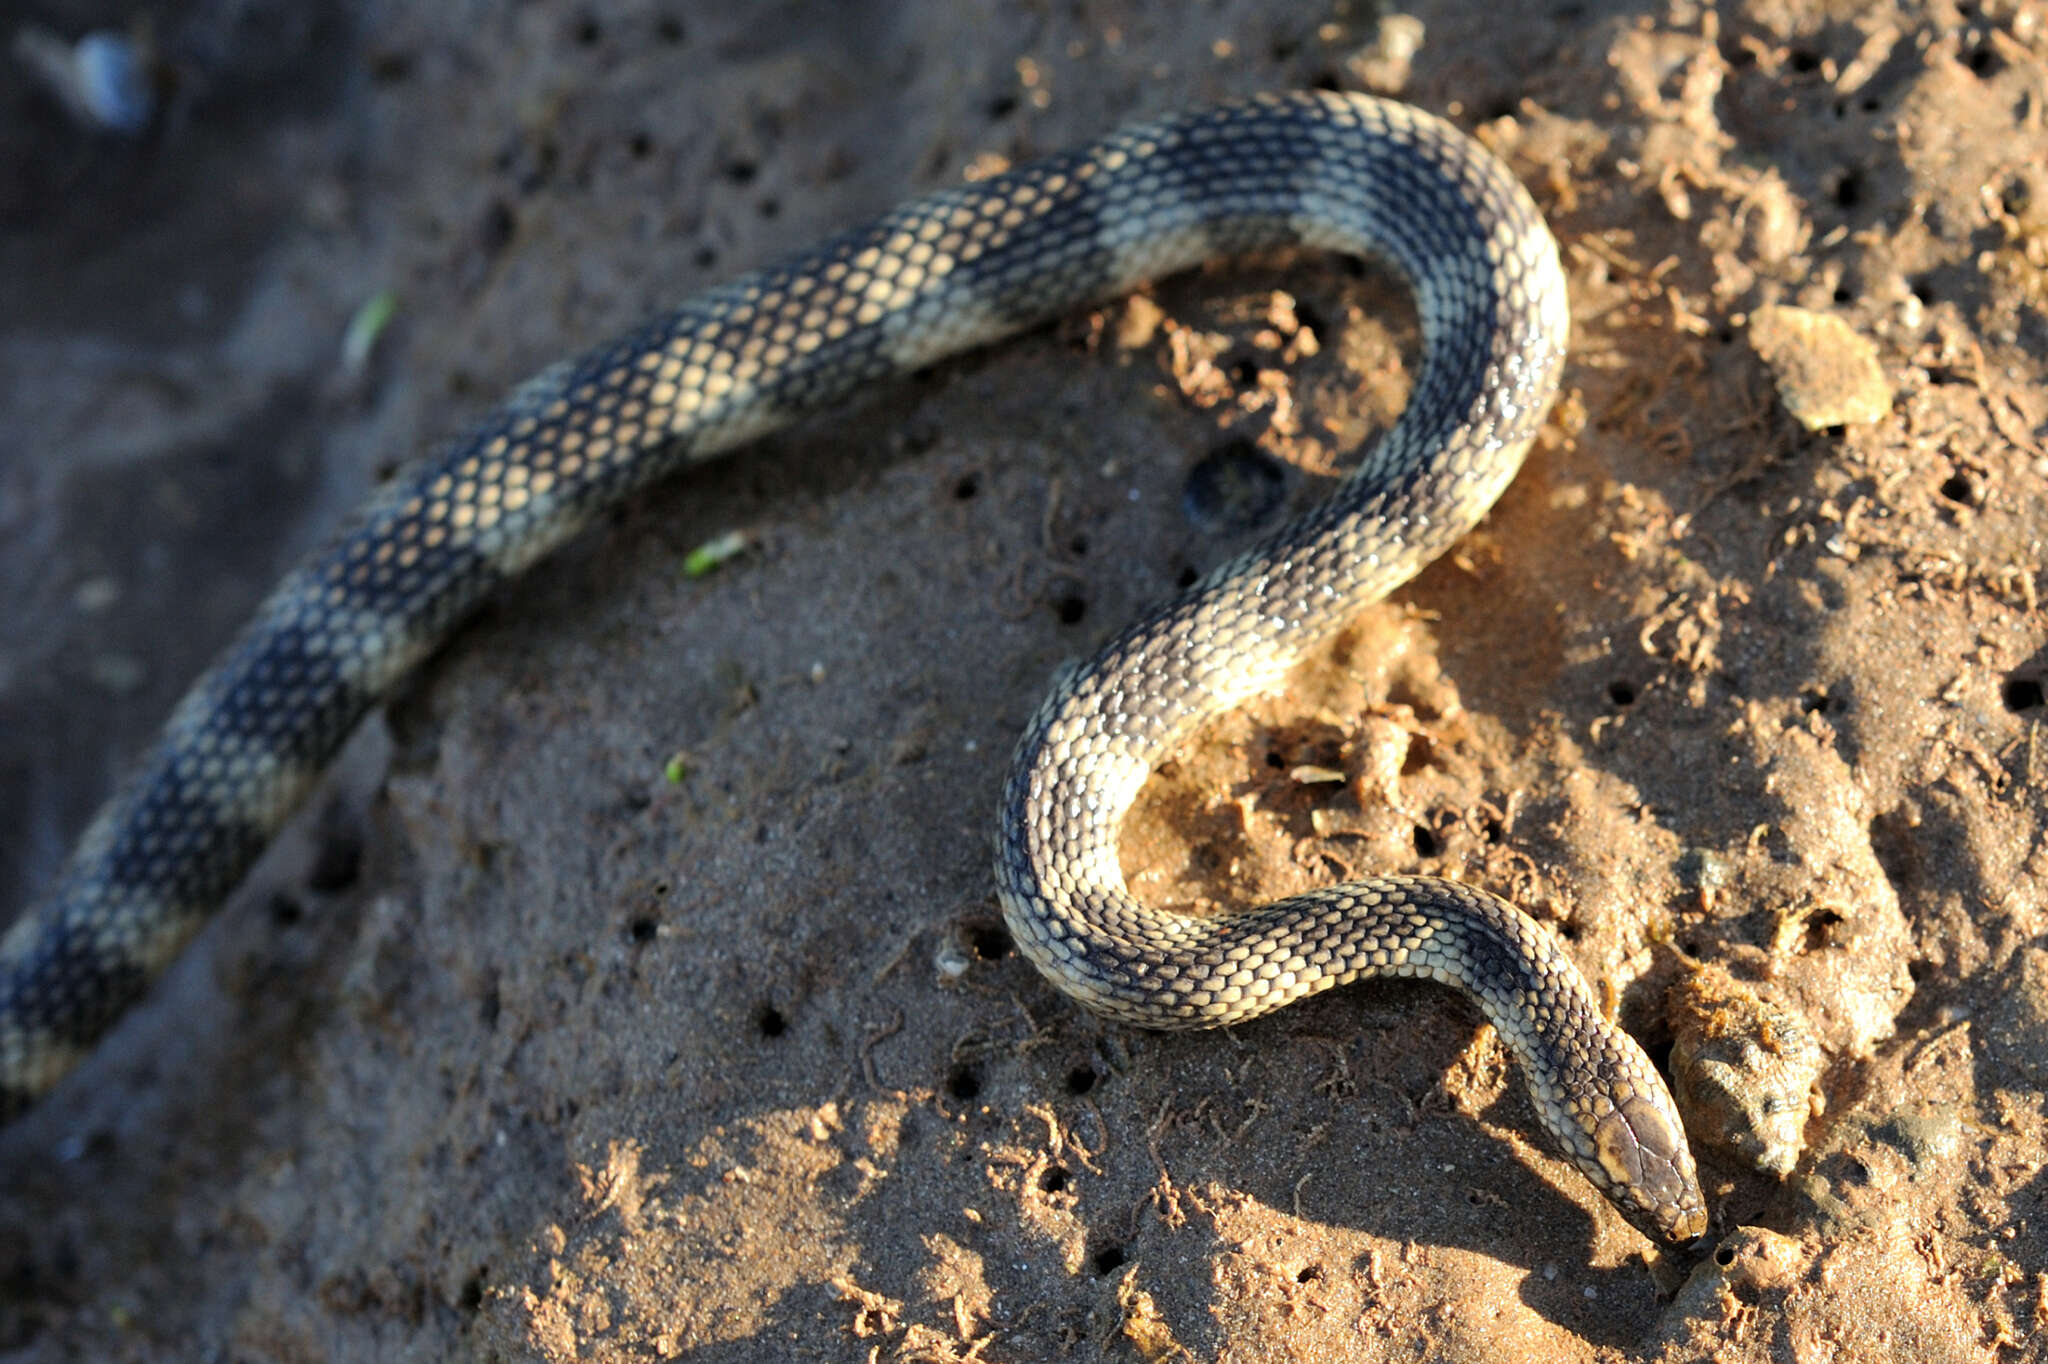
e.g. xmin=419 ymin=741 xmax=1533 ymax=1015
xmin=1078 ymin=983 xmax=1677 ymax=1349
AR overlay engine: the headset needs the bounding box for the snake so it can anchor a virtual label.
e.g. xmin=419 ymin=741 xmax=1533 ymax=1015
xmin=0 ymin=91 xmax=1707 ymax=1245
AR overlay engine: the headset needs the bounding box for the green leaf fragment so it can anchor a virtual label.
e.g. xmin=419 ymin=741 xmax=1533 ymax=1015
xmin=683 ymin=529 xmax=750 ymax=577
xmin=342 ymin=290 xmax=400 ymax=373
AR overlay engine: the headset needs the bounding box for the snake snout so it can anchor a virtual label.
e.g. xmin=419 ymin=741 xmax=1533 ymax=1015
xmin=1597 ymin=1094 xmax=1709 ymax=1243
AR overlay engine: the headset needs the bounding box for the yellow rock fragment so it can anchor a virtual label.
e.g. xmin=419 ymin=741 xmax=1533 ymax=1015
xmin=1747 ymin=305 xmax=1892 ymax=430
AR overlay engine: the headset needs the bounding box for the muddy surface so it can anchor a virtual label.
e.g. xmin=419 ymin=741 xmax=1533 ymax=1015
xmin=2 ymin=0 xmax=2046 ymax=1359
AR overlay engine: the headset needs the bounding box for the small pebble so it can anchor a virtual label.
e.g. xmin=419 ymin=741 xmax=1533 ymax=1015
xmin=1747 ymin=305 xmax=1892 ymax=430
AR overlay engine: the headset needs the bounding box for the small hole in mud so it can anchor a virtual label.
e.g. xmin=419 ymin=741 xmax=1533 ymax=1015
xmin=628 ymin=916 xmax=658 ymax=943
xmin=1066 ymin=1065 xmax=1099 ymax=1095
xmin=1966 ymin=45 xmax=2002 ymax=77
xmin=1175 ymin=565 xmax=1200 ymax=589
xmin=1053 ymin=591 xmax=1088 ymax=625
xmin=1800 ymin=687 xmax=1836 ymax=714
xmin=460 ymin=1269 xmax=488 ymax=1311
xmin=1939 ymin=473 xmax=1973 ymax=504
xmin=1860 ymin=95 xmax=1882 ymax=112
xmin=968 ymin=922 xmax=1013 ymax=960
xmin=757 ymin=1006 xmax=787 ymax=1038
xmin=1296 ymin=1264 xmax=1324 ymax=1283
xmin=1227 ymin=356 xmax=1260 ymax=388
xmin=1069 ymin=533 xmax=1090 ymax=556
xmin=1482 ymin=816 xmax=1504 ymax=844
xmin=1715 ymin=1243 xmax=1737 ymax=1268
xmin=693 ymin=245 xmax=718 ymax=270
xmin=987 ymin=93 xmax=1019 ymax=120
xmin=628 ymin=131 xmax=652 ymax=159
xmin=270 ymin=893 xmax=304 ymax=926
xmin=1265 ymin=749 xmax=1286 ymax=769
xmin=1832 ymin=285 xmax=1851 ymax=303
xmin=572 ymin=14 xmax=602 ymax=46
xmin=1558 ymin=919 xmax=1583 ymax=943
xmin=953 ymin=472 xmax=980 ymax=500
xmin=948 ymin=1065 xmax=982 ymax=1101
xmin=1092 ymin=1244 xmax=1128 ymax=1274
xmin=723 ymin=159 xmax=758 ymax=186
xmin=2002 ymin=678 xmax=2044 ymax=712
xmin=1309 ymin=70 xmax=1343 ymax=93
xmin=1911 ymin=277 xmax=1937 ymax=304
xmin=1804 ymin=907 xmax=1846 ymax=951
xmin=1184 ymin=441 xmax=1288 ymax=534
xmin=656 ymin=15 xmax=684 ymax=44
xmin=369 ymin=49 xmax=415 ymax=84
xmin=1832 ymin=170 xmax=1863 ymax=210
xmin=1787 ymin=48 xmax=1822 ymax=73
xmin=309 ymin=828 xmax=364 ymax=892
xmin=758 ymin=197 xmax=780 ymax=220
xmin=1607 ymin=680 xmax=1637 ymax=707
xmin=1412 ymin=825 xmax=1440 ymax=858
xmin=1040 ymin=1166 xmax=1071 ymax=1194
xmin=477 ymin=200 xmax=517 ymax=260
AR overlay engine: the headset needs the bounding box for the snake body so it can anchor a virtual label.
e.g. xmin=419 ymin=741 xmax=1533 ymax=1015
xmin=1 ymin=92 xmax=1706 ymax=1243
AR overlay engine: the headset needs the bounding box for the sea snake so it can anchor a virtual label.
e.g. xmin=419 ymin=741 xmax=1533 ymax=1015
xmin=1 ymin=91 xmax=1708 ymax=1244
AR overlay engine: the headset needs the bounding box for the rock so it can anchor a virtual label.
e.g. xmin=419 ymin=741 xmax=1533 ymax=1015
xmin=1667 ymin=960 xmax=1827 ymax=1176
xmin=1747 ymin=305 xmax=1893 ymax=429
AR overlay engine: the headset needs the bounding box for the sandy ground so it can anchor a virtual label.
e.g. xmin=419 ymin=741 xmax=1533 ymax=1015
xmin=3 ymin=0 xmax=2047 ymax=1359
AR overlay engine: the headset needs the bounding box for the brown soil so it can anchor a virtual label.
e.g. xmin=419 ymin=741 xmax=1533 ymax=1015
xmin=3 ymin=1 xmax=2046 ymax=1360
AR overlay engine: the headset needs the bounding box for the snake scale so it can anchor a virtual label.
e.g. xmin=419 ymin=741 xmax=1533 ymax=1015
xmin=1 ymin=92 xmax=1707 ymax=1244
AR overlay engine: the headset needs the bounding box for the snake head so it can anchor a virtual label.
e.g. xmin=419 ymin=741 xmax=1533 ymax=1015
xmin=1591 ymin=1090 xmax=1710 ymax=1244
